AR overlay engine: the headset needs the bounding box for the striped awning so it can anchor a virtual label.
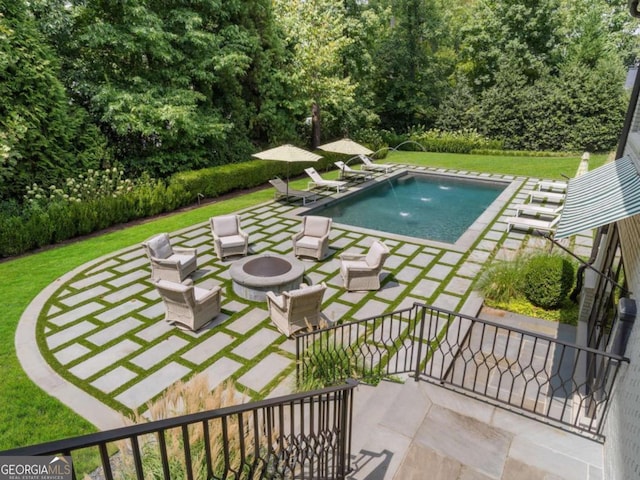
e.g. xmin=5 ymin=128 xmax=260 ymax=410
xmin=555 ymin=155 xmax=640 ymax=238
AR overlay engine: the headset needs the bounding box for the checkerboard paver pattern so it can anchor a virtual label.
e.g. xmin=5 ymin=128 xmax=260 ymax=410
xmin=34 ymin=166 xmax=593 ymax=415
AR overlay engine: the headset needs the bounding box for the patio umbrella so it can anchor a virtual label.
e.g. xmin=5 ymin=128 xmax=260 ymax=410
xmin=317 ymin=138 xmax=374 ymax=156
xmin=252 ymin=144 xmax=323 ymax=195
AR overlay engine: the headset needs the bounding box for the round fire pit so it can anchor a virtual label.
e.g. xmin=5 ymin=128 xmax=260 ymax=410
xmin=229 ymin=254 xmax=305 ymax=301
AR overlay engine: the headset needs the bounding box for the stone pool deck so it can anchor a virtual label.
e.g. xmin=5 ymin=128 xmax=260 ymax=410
xmin=15 ymin=165 xmax=599 ymax=478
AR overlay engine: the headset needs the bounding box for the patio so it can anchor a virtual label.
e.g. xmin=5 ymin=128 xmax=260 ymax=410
xmin=15 ymin=165 xmax=599 ymax=478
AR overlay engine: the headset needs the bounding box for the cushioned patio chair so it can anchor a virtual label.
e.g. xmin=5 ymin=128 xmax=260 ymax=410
xmin=358 ymin=154 xmax=394 ymax=173
xmin=334 ymin=161 xmax=373 ymax=182
xmin=142 ymin=233 xmax=198 ymax=282
xmin=304 ymin=167 xmax=348 ymax=193
xmin=155 ymin=279 xmax=222 ymax=331
xmin=340 ymin=240 xmax=391 ymax=291
xmin=269 ymin=177 xmax=320 ymax=205
xmin=210 ymin=214 xmax=249 ymax=260
xmin=292 ymin=215 xmax=332 ymax=260
xmin=266 ymin=282 xmax=327 ymax=337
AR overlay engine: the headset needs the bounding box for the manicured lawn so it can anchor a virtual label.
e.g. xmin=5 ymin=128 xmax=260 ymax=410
xmin=0 ymin=150 xmax=610 ymax=450
xmin=387 ymin=150 xmax=608 ymax=179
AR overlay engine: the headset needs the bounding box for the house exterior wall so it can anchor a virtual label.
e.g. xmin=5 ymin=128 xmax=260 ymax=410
xmin=602 ymin=108 xmax=640 ymax=478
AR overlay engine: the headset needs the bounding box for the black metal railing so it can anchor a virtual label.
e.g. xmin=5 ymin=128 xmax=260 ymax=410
xmin=296 ymin=304 xmax=629 ymax=438
xmin=0 ymin=380 xmax=358 ymax=480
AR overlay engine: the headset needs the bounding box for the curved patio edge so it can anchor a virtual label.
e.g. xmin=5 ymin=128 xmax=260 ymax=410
xmin=15 ymin=248 xmax=139 ymax=432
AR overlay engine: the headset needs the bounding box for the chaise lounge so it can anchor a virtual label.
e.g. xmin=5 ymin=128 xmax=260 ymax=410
xmin=513 ymin=204 xmax=563 ymax=218
xmin=304 ymin=167 xmax=348 ymax=193
xmin=358 ymin=154 xmax=394 ymax=173
xmin=536 ymin=180 xmax=567 ymax=192
xmin=506 ymin=215 xmax=560 ymax=233
xmin=525 ymin=190 xmax=566 ymax=204
xmin=334 ymin=161 xmax=373 ymax=182
xmin=269 ymin=177 xmax=320 ymax=205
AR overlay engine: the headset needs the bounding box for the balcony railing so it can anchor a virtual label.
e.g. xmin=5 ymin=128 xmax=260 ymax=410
xmin=0 ymin=380 xmax=358 ymax=480
xmin=296 ymin=304 xmax=628 ymax=438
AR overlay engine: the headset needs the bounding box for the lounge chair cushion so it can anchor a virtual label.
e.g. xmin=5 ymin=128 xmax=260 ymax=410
xmin=147 ymin=234 xmax=173 ymax=259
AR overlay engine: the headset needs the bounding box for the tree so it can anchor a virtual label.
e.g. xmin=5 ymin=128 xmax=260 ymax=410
xmin=55 ymin=0 xmax=284 ymax=176
xmin=0 ymin=1 xmax=106 ymax=201
xmin=367 ymin=0 xmax=450 ymax=132
xmin=456 ymin=0 xmax=564 ymax=90
xmin=273 ymin=0 xmax=357 ymax=148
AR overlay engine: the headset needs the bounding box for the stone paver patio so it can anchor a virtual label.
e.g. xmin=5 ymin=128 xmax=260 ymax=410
xmin=18 ymin=165 xmax=594 ymax=437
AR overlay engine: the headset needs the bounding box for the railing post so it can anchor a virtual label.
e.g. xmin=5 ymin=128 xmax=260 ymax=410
xmin=414 ymin=304 xmax=427 ymax=381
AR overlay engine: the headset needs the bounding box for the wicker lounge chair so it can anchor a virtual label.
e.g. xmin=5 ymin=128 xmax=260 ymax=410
xmin=292 ymin=215 xmax=332 ymax=260
xmin=155 ymin=279 xmax=222 ymax=331
xmin=269 ymin=177 xmax=319 ymax=205
xmin=304 ymin=167 xmax=348 ymax=193
xmin=210 ymin=215 xmax=249 ymax=260
xmin=142 ymin=233 xmax=198 ymax=283
xmin=340 ymin=240 xmax=390 ymax=291
xmin=358 ymin=154 xmax=394 ymax=173
xmin=334 ymin=161 xmax=373 ymax=182
xmin=266 ymin=282 xmax=327 ymax=337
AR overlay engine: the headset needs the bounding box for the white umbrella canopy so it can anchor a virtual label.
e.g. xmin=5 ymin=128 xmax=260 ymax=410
xmin=317 ymin=138 xmax=374 ymax=156
xmin=252 ymin=144 xmax=323 ymax=195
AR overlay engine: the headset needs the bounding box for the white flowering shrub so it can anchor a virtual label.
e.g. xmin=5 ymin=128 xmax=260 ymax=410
xmin=23 ymin=166 xmax=134 ymax=209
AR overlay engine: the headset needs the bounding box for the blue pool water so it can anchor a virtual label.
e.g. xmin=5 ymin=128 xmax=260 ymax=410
xmin=310 ymin=174 xmax=505 ymax=243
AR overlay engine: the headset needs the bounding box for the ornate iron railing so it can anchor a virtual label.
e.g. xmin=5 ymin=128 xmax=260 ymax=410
xmin=296 ymin=304 xmax=628 ymax=438
xmin=0 ymin=380 xmax=357 ymax=480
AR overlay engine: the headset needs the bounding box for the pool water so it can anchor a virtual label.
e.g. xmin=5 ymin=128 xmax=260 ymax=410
xmin=311 ymin=174 xmax=505 ymax=243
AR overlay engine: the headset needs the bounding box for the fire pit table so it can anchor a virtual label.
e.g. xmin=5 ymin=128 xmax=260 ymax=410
xmin=229 ymin=254 xmax=306 ymax=302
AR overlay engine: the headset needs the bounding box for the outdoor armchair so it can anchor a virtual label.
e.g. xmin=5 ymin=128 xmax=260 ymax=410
xmin=340 ymin=240 xmax=391 ymax=291
xmin=142 ymin=233 xmax=197 ymax=283
xmin=292 ymin=215 xmax=332 ymax=260
xmin=155 ymin=279 xmax=222 ymax=331
xmin=210 ymin=214 xmax=249 ymax=260
xmin=266 ymin=282 xmax=327 ymax=337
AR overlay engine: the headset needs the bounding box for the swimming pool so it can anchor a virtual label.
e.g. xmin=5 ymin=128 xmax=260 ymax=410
xmin=307 ymin=173 xmax=506 ymax=244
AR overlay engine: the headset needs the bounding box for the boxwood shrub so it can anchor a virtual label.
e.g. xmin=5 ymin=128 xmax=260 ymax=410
xmin=0 ymin=154 xmax=348 ymax=258
xmin=522 ymin=253 xmax=575 ymax=309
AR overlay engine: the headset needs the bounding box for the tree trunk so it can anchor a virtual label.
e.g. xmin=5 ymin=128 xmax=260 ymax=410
xmin=311 ymin=102 xmax=321 ymax=149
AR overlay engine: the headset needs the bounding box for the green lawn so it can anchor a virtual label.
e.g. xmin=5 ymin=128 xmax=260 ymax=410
xmin=0 ymin=150 xmax=609 ymax=450
xmin=387 ymin=150 xmax=608 ymax=179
